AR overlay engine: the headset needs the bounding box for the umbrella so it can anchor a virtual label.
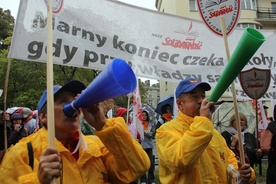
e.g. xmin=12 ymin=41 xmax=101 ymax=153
xmin=155 ymin=94 xmax=174 ymax=116
xmin=6 ymin=107 xmax=33 ymax=118
xmin=212 ymin=101 xmax=256 ymax=134
xmin=129 ymin=103 xmax=159 ymax=123
xmin=6 ymin=107 xmax=20 ymax=114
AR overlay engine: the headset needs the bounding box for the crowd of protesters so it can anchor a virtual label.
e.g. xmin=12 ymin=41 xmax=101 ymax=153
xmin=0 ymin=79 xmax=276 ymax=184
xmin=0 ymin=108 xmax=39 ymax=160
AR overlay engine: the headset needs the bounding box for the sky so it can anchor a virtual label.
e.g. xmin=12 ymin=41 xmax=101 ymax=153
xmin=0 ymin=0 xmax=156 ymax=19
xmin=0 ymin=0 xmax=158 ymax=84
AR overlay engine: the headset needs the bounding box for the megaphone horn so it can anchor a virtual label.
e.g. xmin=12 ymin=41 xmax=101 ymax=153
xmin=209 ymin=28 xmax=266 ymax=102
xmin=63 ymin=58 xmax=137 ymax=117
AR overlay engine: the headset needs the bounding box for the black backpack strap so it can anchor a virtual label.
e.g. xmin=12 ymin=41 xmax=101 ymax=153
xmin=27 ymin=142 xmax=34 ymax=170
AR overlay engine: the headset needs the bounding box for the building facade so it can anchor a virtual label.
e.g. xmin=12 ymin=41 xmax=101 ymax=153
xmin=143 ymin=80 xmax=160 ymax=108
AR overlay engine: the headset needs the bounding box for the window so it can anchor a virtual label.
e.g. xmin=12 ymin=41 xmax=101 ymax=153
xmin=251 ymin=0 xmax=257 ymax=10
xmin=272 ymin=2 xmax=276 ymax=13
xmin=236 ymin=23 xmax=261 ymax=29
xmin=241 ymin=1 xmax=245 ymax=9
xmin=189 ymin=0 xmax=197 ymax=11
xmin=241 ymin=0 xmax=257 ymax=10
xmin=245 ymin=0 xmax=251 ymax=9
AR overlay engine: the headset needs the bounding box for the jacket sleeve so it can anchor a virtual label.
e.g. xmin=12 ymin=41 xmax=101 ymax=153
xmin=0 ymin=143 xmax=40 ymax=184
xmin=156 ymin=116 xmax=213 ymax=172
xmin=94 ymin=117 xmax=150 ymax=183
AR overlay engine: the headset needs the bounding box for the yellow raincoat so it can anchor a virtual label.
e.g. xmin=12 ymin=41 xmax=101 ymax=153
xmin=0 ymin=117 xmax=150 ymax=184
xmin=156 ymin=111 xmax=256 ymax=184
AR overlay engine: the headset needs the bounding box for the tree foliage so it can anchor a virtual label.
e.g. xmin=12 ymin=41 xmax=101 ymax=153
xmin=0 ymin=58 xmax=98 ymax=109
xmin=0 ymin=8 xmax=14 ymax=50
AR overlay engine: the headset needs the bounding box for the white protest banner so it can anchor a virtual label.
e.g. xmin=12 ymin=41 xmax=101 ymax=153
xmin=9 ymin=0 xmax=276 ymax=100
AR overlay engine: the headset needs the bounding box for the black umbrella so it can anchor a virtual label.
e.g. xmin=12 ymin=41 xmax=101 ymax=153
xmin=155 ymin=94 xmax=174 ymax=115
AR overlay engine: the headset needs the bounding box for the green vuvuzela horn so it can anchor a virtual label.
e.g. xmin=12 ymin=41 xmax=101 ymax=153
xmin=209 ymin=28 xmax=266 ymax=102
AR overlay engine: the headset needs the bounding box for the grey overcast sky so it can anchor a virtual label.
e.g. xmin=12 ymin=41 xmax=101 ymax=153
xmin=0 ymin=0 xmax=156 ymax=18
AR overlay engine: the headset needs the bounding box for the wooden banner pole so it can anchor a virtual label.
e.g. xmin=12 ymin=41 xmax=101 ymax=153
xmin=220 ymin=17 xmax=245 ymax=165
xmin=46 ymin=0 xmax=56 ymax=183
xmin=254 ymin=97 xmax=259 ymax=149
xmin=3 ymin=58 xmax=11 ymax=152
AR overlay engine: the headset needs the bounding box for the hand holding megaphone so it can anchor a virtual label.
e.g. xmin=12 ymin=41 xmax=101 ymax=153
xmin=63 ymin=58 xmax=137 ymax=117
xmin=81 ymin=103 xmax=107 ymax=131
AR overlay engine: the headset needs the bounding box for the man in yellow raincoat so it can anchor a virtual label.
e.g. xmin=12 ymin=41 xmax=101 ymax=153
xmin=156 ymin=78 xmax=256 ymax=184
xmin=0 ymin=80 xmax=150 ymax=184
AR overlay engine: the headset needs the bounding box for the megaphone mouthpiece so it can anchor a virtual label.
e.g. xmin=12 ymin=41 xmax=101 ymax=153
xmin=63 ymin=102 xmax=79 ymax=118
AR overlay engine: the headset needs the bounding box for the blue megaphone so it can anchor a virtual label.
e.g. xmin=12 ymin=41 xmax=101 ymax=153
xmin=63 ymin=58 xmax=137 ymax=117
